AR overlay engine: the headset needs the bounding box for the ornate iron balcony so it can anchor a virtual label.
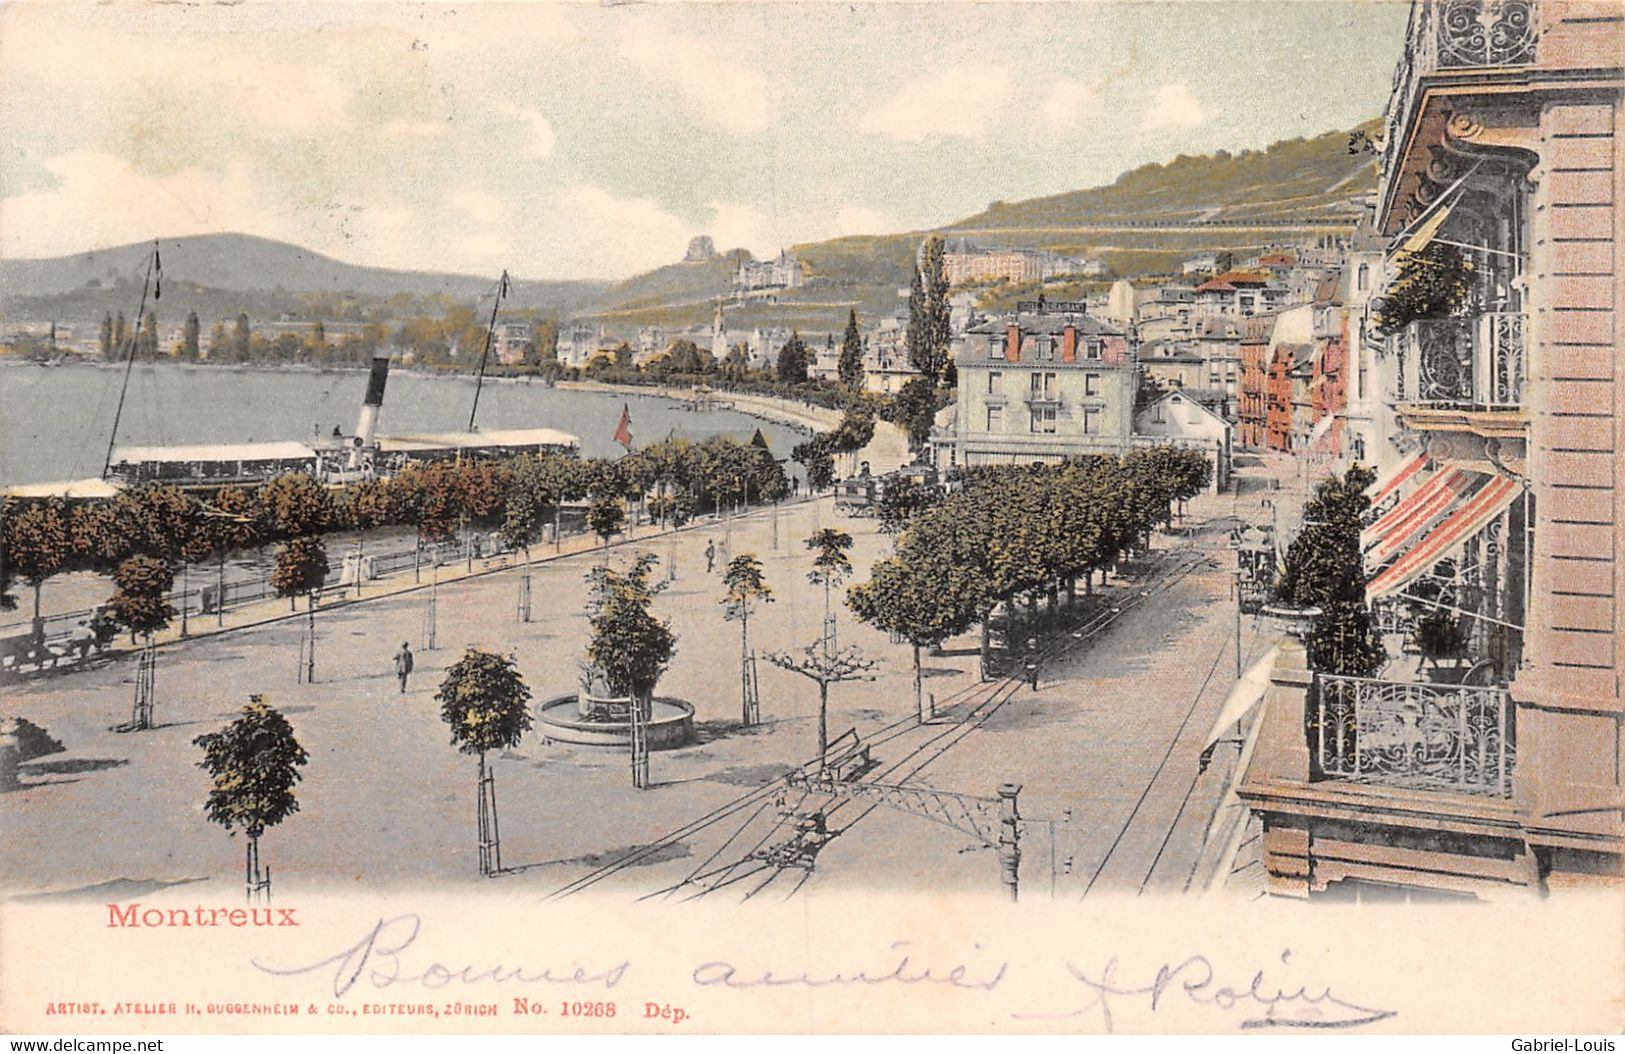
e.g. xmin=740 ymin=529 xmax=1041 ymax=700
xmin=1376 ymin=0 xmax=1539 ymax=226
xmin=1392 ymin=312 xmax=1524 ymax=410
xmin=1315 ymin=673 xmax=1515 ymax=796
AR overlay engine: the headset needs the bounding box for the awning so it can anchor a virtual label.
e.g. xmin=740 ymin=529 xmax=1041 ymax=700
xmin=1367 ymin=453 xmax=1431 ymax=508
xmin=2 ymin=478 xmax=123 ymax=500
xmin=1368 ymin=475 xmax=1523 ymax=600
xmin=1202 ymin=645 xmax=1281 ymax=749
xmin=1363 ymin=465 xmax=1475 ymax=560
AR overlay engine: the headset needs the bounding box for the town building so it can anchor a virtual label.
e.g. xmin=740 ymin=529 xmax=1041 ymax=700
xmin=1138 ymin=339 xmax=1206 ymax=391
xmin=493 ymin=321 xmax=532 ymax=366
xmin=1132 ymin=389 xmax=1232 ymax=494
xmin=1239 ymin=0 xmax=1625 ymax=898
xmin=936 ymin=303 xmax=1135 ymax=466
xmin=1238 ymin=313 xmax=1276 ymax=449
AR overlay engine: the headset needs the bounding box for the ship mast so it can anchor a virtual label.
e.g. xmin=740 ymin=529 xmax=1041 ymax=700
xmin=102 ymin=242 xmax=162 ymax=478
xmin=467 ymin=269 xmax=510 ymax=432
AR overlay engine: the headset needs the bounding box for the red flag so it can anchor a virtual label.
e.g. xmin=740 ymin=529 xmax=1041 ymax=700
xmin=612 ymin=403 xmax=634 ymax=451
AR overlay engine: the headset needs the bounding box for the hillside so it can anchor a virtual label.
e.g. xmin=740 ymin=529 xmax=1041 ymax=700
xmin=1 ymin=233 xmax=605 ymax=313
xmin=574 ymin=122 xmax=1379 ymax=335
xmin=0 ymin=123 xmax=1378 ymax=342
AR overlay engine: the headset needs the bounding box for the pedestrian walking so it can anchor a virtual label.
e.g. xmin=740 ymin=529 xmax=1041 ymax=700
xmin=1023 ymin=637 xmax=1040 ymax=692
xmin=394 ymin=641 xmax=414 ymax=693
xmin=705 ymin=539 xmax=716 ymax=574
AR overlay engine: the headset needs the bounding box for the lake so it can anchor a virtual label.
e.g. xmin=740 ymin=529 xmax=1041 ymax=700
xmin=0 ymin=362 xmax=814 ymax=486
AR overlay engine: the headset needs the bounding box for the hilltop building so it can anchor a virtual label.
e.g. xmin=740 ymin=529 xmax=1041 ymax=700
xmin=685 ymin=235 xmax=717 ymax=262
xmin=734 ymin=252 xmax=804 ymax=292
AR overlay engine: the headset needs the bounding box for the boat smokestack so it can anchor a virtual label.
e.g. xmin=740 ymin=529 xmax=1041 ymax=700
xmin=350 ymin=355 xmax=390 ymax=468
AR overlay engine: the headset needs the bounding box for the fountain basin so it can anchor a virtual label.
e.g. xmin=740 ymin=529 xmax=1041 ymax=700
xmin=535 ymin=694 xmax=695 ymax=749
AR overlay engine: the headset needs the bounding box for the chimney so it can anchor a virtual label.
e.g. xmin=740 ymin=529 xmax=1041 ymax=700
xmin=1005 ymin=322 xmax=1021 ymax=363
xmin=1061 ymin=323 xmax=1077 ymax=363
xmin=349 ymin=354 xmax=390 ymax=468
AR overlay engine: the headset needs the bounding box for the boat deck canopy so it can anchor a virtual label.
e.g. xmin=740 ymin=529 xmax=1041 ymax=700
xmin=110 ymin=441 xmax=317 ymax=464
xmin=378 ymin=429 xmax=579 ymax=452
xmin=3 ymin=478 xmax=124 ymax=500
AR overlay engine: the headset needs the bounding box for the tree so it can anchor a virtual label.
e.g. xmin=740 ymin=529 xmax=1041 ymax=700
xmin=1308 ymin=600 xmax=1387 ymax=678
xmin=108 ymin=554 xmax=174 ymax=731
xmin=838 ymin=309 xmax=865 ymax=391
xmin=775 ymin=332 xmax=809 ymax=385
xmin=3 ymin=499 xmax=70 ymax=619
xmin=203 ymin=486 xmax=263 ymax=624
xmin=765 ymin=640 xmax=875 ymax=769
xmin=99 ymin=313 xmax=114 ymax=360
xmin=261 ymin=472 xmax=335 ymax=539
xmin=892 ymin=376 xmax=940 ymax=451
xmin=208 ymin=320 xmax=229 ymax=361
xmin=805 ymin=528 xmax=854 ymax=654
xmin=437 ymin=648 xmax=534 ymax=874
xmin=233 ymin=314 xmax=252 ymax=362
xmin=586 ymin=496 xmax=626 ymax=549
xmin=108 ymin=554 xmax=174 ymax=640
xmin=181 ymin=312 xmax=201 ymax=362
xmin=907 ymin=235 xmax=953 ymax=386
xmin=194 ymin=695 xmax=309 ymax=902
xmin=585 ymin=554 xmax=675 ymax=789
xmin=138 ymin=310 xmax=159 ymax=358
xmin=721 ymin=553 xmax=773 ymax=726
xmin=875 ymin=475 xmax=943 ymax=538
xmin=114 ymin=312 xmax=128 ymax=360
xmin=792 ymin=435 xmax=836 ymax=492
xmin=849 ymin=553 xmax=982 ymax=723
xmin=272 ymin=537 xmax=328 ymax=683
xmin=1275 ymin=464 xmax=1377 ymax=610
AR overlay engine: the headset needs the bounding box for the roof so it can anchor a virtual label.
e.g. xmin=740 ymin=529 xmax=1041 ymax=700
xmin=379 ymin=429 xmax=579 ymax=452
xmin=111 ymin=441 xmax=317 ymax=464
xmin=966 ymin=312 xmax=1124 ymax=337
xmin=1140 ymin=340 xmax=1204 ymax=363
xmin=1195 ymin=317 xmax=1242 ymax=339
xmin=3 ymin=478 xmax=123 ymax=499
xmin=1136 ymin=389 xmax=1230 ymax=430
xmin=1195 ymin=270 xmax=1271 ymax=292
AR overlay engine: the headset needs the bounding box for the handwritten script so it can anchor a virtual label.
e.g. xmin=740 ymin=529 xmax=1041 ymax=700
xmin=251 ymin=914 xmax=632 ymax=998
xmin=1019 ymin=948 xmax=1396 ymax=1031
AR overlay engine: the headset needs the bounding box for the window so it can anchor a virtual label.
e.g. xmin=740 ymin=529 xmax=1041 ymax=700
xmin=988 ymin=336 xmax=1002 ymax=358
xmin=986 ymin=405 xmax=1003 ymax=431
xmin=1029 ymin=371 xmax=1057 ymax=399
xmin=1030 ymin=407 xmax=1057 ymax=434
xmin=1039 ymin=337 xmax=1055 ymax=361
xmin=988 ymin=370 xmax=1002 ymax=394
xmin=1086 ymin=339 xmax=1103 ymax=359
xmin=1084 ymin=373 xmax=1099 ymax=397
xmin=1082 ymin=407 xmax=1102 ymax=435
xmin=1151 ymin=401 xmax=1165 ymax=424
xmin=1357 ymin=264 xmax=1370 ymax=292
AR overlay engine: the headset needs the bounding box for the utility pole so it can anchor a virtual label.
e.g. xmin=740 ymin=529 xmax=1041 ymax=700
xmin=1234 ymin=570 xmax=1243 ymax=679
xmin=998 ymin=782 xmax=1022 ymax=902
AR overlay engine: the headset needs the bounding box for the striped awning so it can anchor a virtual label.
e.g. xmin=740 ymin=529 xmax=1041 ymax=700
xmin=1367 ymin=475 xmax=1523 ymax=600
xmin=1367 ymin=453 xmax=1431 ymax=509
xmin=1363 ymin=465 xmax=1476 ymax=562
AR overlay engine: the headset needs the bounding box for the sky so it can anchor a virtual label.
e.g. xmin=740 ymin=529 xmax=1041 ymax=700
xmin=0 ymin=1 xmax=1410 ymax=281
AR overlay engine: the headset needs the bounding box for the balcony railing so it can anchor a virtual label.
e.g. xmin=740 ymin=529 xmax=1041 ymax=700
xmin=1377 ymin=0 xmax=1539 ymax=222
xmin=1315 ymin=673 xmax=1515 ymax=796
xmin=1392 ymin=312 xmax=1525 ymax=410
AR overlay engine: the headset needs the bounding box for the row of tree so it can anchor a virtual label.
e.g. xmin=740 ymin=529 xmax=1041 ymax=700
xmin=846 ymin=448 xmax=1213 ymax=716
xmin=98 ymin=307 xmax=560 ymax=371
